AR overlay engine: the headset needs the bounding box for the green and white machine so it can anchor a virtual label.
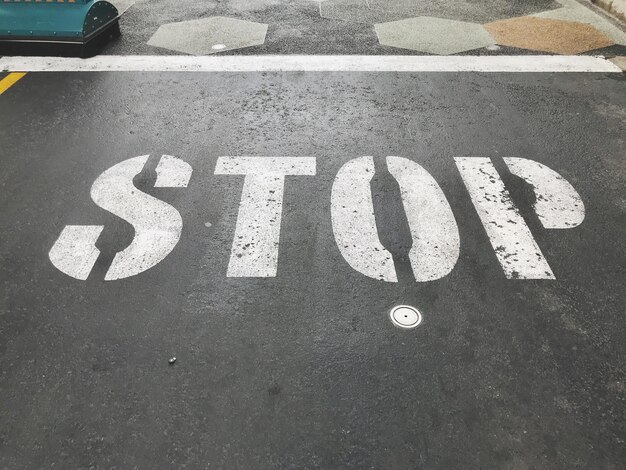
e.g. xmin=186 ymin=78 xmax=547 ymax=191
xmin=0 ymin=0 xmax=120 ymax=56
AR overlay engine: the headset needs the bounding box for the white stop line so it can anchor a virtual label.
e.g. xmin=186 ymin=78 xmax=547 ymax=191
xmin=49 ymin=155 xmax=584 ymax=281
xmin=0 ymin=55 xmax=622 ymax=73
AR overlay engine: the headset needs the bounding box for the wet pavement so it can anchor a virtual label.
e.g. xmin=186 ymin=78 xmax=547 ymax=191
xmin=1 ymin=0 xmax=626 ymax=467
xmin=1 ymin=69 xmax=625 ymax=468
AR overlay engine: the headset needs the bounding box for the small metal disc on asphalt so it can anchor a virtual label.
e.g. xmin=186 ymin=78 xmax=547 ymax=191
xmin=389 ymin=305 xmax=422 ymax=329
xmin=212 ymin=44 xmax=226 ymax=50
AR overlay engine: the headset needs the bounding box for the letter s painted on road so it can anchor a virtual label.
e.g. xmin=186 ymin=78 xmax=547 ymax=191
xmin=49 ymin=155 xmax=192 ymax=281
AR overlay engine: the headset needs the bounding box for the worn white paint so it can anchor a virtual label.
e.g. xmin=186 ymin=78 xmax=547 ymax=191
xmin=49 ymin=155 xmax=192 ymax=281
xmin=455 ymin=157 xmax=555 ymax=279
xmin=215 ymin=157 xmax=316 ymax=277
xmin=155 ymin=154 xmax=193 ymax=188
xmin=49 ymin=225 xmax=104 ymax=280
xmin=386 ymin=157 xmax=460 ymax=281
xmin=503 ymin=157 xmax=585 ymax=229
xmin=0 ymin=55 xmax=621 ymax=73
xmin=331 ymin=157 xmax=397 ymax=282
xmin=96 ymin=155 xmax=190 ymax=280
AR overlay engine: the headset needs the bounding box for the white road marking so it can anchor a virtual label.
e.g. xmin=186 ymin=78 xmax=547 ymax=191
xmin=50 ymin=154 xmax=585 ymax=281
xmin=331 ymin=157 xmax=397 ymax=282
xmin=215 ymin=157 xmax=316 ymax=277
xmin=155 ymin=154 xmax=193 ymax=188
xmin=0 ymin=55 xmax=621 ymax=73
xmin=455 ymin=157 xmax=555 ymax=279
xmin=386 ymin=157 xmax=460 ymax=281
xmin=95 ymin=155 xmax=191 ymax=280
xmin=503 ymin=157 xmax=585 ymax=229
xmin=49 ymin=226 xmax=104 ymax=280
xmin=49 ymin=155 xmax=192 ymax=281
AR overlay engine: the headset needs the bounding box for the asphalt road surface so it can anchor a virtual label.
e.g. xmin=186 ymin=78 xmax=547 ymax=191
xmin=0 ymin=68 xmax=625 ymax=468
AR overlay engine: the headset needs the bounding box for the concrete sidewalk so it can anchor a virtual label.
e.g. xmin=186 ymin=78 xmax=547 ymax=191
xmin=104 ymin=0 xmax=626 ymax=56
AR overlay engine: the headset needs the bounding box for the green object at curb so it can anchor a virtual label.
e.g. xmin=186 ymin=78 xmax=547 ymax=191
xmin=0 ymin=0 xmax=119 ymax=45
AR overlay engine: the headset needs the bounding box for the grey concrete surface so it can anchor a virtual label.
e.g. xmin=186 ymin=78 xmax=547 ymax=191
xmin=110 ymin=0 xmax=137 ymax=15
xmin=0 ymin=71 xmax=625 ymax=468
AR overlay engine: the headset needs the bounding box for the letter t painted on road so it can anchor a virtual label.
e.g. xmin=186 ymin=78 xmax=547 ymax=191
xmin=215 ymin=157 xmax=316 ymax=277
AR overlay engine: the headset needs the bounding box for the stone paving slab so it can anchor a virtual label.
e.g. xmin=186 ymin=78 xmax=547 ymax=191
xmin=375 ymin=17 xmax=495 ymax=54
xmin=485 ymin=16 xmax=614 ymax=54
xmin=147 ymin=17 xmax=268 ymax=55
xmin=534 ymin=0 xmax=626 ymax=45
